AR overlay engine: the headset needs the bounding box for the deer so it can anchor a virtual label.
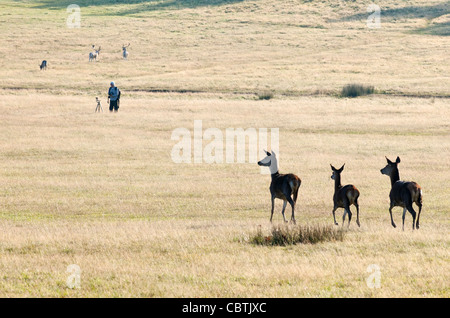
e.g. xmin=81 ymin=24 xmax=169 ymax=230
xmin=380 ymin=156 xmax=423 ymax=231
xmin=89 ymin=45 xmax=101 ymax=62
xmin=330 ymin=164 xmax=360 ymax=228
xmin=122 ymin=43 xmax=130 ymax=59
xmin=257 ymin=150 xmax=301 ymax=224
xmin=39 ymin=60 xmax=47 ymax=70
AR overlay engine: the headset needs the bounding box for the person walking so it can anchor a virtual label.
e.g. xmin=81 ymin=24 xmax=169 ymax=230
xmin=108 ymin=81 xmax=121 ymax=112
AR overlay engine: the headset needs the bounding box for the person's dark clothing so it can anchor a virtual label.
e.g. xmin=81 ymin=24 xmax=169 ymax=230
xmin=109 ymin=99 xmax=119 ymax=112
xmin=108 ymin=86 xmax=120 ymax=101
xmin=108 ymin=86 xmax=121 ymax=112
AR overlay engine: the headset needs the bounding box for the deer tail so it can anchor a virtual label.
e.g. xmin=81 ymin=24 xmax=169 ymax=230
xmin=289 ymin=176 xmax=301 ymax=202
xmin=346 ymin=186 xmax=360 ymax=204
xmin=417 ymin=187 xmax=423 ymax=205
xmin=408 ymin=183 xmax=422 ymax=205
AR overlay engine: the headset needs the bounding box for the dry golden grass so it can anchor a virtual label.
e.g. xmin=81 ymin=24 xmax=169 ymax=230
xmin=0 ymin=93 xmax=448 ymax=297
xmin=0 ymin=0 xmax=448 ymax=297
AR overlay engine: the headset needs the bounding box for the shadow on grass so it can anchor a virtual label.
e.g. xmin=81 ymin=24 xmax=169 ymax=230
xmin=414 ymin=20 xmax=450 ymax=36
xmin=335 ymin=2 xmax=449 ymax=22
xmin=330 ymin=2 xmax=449 ymax=36
xmin=32 ymin=0 xmax=246 ymax=12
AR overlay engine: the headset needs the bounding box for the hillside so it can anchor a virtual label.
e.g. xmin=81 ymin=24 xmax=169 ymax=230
xmin=0 ymin=0 xmax=448 ymax=96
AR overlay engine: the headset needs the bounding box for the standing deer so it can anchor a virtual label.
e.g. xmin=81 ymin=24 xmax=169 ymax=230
xmin=89 ymin=45 xmax=101 ymax=62
xmin=257 ymin=150 xmax=301 ymax=224
xmin=380 ymin=156 xmax=423 ymax=230
xmin=122 ymin=43 xmax=130 ymax=59
xmin=39 ymin=60 xmax=47 ymax=70
xmin=330 ymin=164 xmax=360 ymax=227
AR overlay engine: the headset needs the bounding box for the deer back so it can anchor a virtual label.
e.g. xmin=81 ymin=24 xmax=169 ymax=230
xmin=390 ymin=180 xmax=422 ymax=206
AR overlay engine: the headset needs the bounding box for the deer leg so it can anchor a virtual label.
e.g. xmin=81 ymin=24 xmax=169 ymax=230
xmin=281 ymin=200 xmax=287 ymax=223
xmin=354 ymin=199 xmax=360 ymax=227
xmin=416 ymin=202 xmax=422 ymax=230
xmin=270 ymin=196 xmax=275 ymax=223
xmin=406 ymin=203 xmax=417 ymax=231
xmin=332 ymin=206 xmax=338 ymax=226
xmin=292 ymin=188 xmax=299 ymax=224
xmin=346 ymin=207 xmax=352 ymax=228
xmin=402 ymin=207 xmax=407 ymax=231
xmin=389 ymin=204 xmax=396 ymax=228
xmin=287 ymin=197 xmax=296 ymax=224
xmin=343 ymin=207 xmax=352 ymax=228
xmin=342 ymin=199 xmax=351 ymax=227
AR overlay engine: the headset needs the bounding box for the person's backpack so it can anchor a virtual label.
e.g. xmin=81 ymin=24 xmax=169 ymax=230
xmin=109 ymin=87 xmax=120 ymax=100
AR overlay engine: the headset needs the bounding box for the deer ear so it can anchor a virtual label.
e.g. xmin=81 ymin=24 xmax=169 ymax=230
xmin=330 ymin=164 xmax=336 ymax=171
xmin=386 ymin=156 xmax=393 ymax=164
xmin=396 ymin=156 xmax=401 ymax=164
xmin=264 ymin=150 xmax=271 ymax=156
xmin=340 ymin=163 xmax=345 ymax=172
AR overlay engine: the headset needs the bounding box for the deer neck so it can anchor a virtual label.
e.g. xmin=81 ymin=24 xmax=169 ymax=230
xmin=390 ymin=168 xmax=400 ymax=187
xmin=269 ymin=157 xmax=279 ymax=175
xmin=334 ymin=174 xmax=342 ymax=192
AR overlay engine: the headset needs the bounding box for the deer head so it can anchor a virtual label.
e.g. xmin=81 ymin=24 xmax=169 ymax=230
xmin=257 ymin=150 xmax=272 ymax=167
xmin=380 ymin=156 xmax=400 ymax=176
xmin=258 ymin=150 xmax=278 ymax=174
xmin=330 ymin=163 xmax=345 ymax=180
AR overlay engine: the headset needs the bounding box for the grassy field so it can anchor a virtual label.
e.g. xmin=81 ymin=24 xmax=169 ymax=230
xmin=0 ymin=0 xmax=449 ymax=297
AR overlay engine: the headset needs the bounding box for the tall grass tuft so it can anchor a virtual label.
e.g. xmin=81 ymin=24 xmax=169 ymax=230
xmin=256 ymin=90 xmax=274 ymax=100
xmin=341 ymin=84 xmax=374 ymax=98
xmin=250 ymin=224 xmax=345 ymax=246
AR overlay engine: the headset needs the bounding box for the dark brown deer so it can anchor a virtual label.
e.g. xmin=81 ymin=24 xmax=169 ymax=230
xmin=330 ymin=164 xmax=360 ymax=227
xmin=39 ymin=60 xmax=47 ymax=70
xmin=380 ymin=156 xmax=423 ymax=230
xmin=258 ymin=150 xmax=301 ymax=224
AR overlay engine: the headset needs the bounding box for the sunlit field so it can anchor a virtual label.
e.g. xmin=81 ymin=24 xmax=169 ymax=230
xmin=0 ymin=0 xmax=448 ymax=297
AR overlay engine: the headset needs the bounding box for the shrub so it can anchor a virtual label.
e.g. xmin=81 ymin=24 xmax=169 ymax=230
xmin=340 ymin=84 xmax=374 ymax=98
xmin=257 ymin=90 xmax=274 ymax=100
xmin=250 ymin=224 xmax=345 ymax=246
